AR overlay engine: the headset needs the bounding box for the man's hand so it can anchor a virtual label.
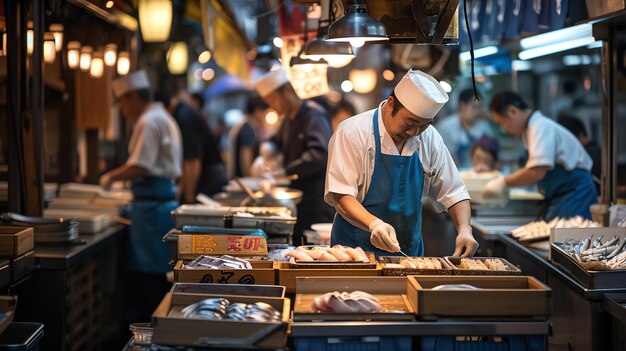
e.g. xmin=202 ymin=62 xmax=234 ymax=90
xmin=99 ymin=173 xmax=112 ymax=190
xmin=483 ymin=175 xmax=506 ymax=198
xmin=369 ymin=218 xmax=401 ymax=253
xmin=452 ymin=224 xmax=479 ymax=257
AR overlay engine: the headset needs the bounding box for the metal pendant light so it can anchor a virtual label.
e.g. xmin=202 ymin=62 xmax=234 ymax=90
xmin=327 ymin=0 xmax=388 ymax=47
xmin=302 ymin=0 xmax=354 ymax=68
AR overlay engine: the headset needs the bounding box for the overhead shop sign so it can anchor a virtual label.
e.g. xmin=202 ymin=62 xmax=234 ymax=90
xmin=280 ymin=35 xmax=329 ymax=100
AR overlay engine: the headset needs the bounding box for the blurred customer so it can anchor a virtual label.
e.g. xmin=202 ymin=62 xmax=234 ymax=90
xmin=228 ymin=94 xmax=269 ymax=178
xmin=190 ymin=92 xmax=205 ymax=112
xmin=102 ymin=70 xmax=181 ymax=322
xmin=329 ymin=98 xmax=357 ymax=131
xmin=471 ymin=135 xmax=499 ymax=173
xmin=255 ymin=67 xmax=334 ymax=245
xmin=558 ymin=114 xmax=601 ymax=192
xmin=157 ymin=90 xmax=227 ymax=202
xmin=437 ymin=89 xmax=493 ymax=169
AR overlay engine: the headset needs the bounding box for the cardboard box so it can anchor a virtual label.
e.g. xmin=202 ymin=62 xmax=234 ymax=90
xmin=407 ymin=275 xmax=551 ymax=320
xmin=293 ymin=276 xmax=415 ymax=321
xmin=152 ymin=292 xmax=290 ymax=349
xmin=277 ymin=262 xmax=382 ymax=292
xmin=177 ymin=234 xmax=268 ymax=260
xmin=173 ymin=260 xmax=277 ymax=285
xmin=0 ymin=227 xmax=34 ymax=258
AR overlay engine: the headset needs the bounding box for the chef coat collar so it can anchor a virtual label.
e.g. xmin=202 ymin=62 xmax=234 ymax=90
xmin=376 ymin=100 xmax=420 ymax=156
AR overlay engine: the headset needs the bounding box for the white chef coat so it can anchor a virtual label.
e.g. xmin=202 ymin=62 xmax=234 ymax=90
xmin=126 ymin=102 xmax=183 ymax=180
xmin=436 ymin=114 xmax=494 ymax=169
xmin=325 ymin=101 xmax=470 ymax=213
xmin=523 ymin=110 xmax=592 ymax=172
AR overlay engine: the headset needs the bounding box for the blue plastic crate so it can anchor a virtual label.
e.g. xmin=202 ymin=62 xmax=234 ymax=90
xmin=295 ymin=336 xmax=412 ymax=351
xmin=421 ymin=336 xmax=546 ymax=351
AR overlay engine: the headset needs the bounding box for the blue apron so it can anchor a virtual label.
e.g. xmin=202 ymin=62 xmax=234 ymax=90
xmin=331 ymin=110 xmax=425 ymax=257
xmin=128 ymin=176 xmax=178 ymax=274
xmin=538 ymin=164 xmax=597 ymax=221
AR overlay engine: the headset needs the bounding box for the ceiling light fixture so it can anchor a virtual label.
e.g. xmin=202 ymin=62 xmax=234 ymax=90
xmin=327 ymin=0 xmax=388 ymax=46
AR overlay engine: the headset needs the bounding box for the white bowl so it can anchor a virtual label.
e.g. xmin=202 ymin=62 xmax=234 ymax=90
xmin=311 ymin=223 xmax=332 ymax=244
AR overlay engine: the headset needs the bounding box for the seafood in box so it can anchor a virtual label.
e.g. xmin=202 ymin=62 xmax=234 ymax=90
xmin=285 ymin=245 xmax=370 ymax=263
xmin=445 ymin=257 xmax=521 ymax=275
xmin=556 ymin=235 xmax=626 ymax=270
xmin=311 ymin=291 xmax=382 ymax=313
xmin=512 ymin=216 xmax=601 ymax=243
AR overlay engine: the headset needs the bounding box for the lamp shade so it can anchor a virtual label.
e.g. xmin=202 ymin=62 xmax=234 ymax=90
xmin=302 ymin=35 xmax=354 ymax=68
xmin=117 ymin=51 xmax=130 ymax=75
xmin=327 ymin=1 xmax=388 ymax=45
xmin=104 ymin=43 xmax=117 ymax=66
xmin=90 ymin=52 xmax=104 ymax=78
xmin=67 ymin=41 xmax=80 ymax=69
xmin=139 ymin=0 xmax=172 ymax=42
xmin=43 ymin=33 xmax=56 ymax=64
xmin=50 ymin=24 xmax=63 ymax=52
xmin=79 ymin=46 xmax=93 ymax=71
xmin=167 ymin=41 xmax=188 ymax=75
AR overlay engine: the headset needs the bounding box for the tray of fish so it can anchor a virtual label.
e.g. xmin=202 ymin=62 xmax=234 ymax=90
xmin=511 ymin=216 xmax=601 ymax=244
xmin=444 ymin=257 xmax=522 ymax=275
xmin=551 ymin=232 xmax=626 ymax=289
xmin=379 ymin=256 xmax=453 ymax=276
xmin=285 ymin=245 xmax=376 ymax=269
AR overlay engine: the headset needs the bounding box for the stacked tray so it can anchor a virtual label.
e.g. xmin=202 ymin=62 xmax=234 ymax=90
xmin=0 ymin=212 xmax=80 ymax=244
xmin=379 ymin=256 xmax=453 ymax=276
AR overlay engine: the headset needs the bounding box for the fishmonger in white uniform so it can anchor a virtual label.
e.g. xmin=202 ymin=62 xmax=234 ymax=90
xmin=325 ymin=70 xmax=479 ymax=257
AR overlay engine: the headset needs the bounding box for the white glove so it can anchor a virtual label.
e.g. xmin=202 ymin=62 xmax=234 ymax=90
xmin=368 ymin=218 xmax=401 ymax=253
xmin=482 ymin=175 xmax=506 ymax=198
xmin=99 ymin=173 xmax=112 ymax=190
xmin=452 ymin=224 xmax=479 ymax=257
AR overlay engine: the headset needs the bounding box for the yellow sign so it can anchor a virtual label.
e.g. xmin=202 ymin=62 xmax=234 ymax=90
xmin=280 ymin=35 xmax=329 ymax=99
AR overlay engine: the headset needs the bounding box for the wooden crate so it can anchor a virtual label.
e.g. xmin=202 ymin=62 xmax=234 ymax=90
xmin=293 ymin=276 xmax=415 ymax=321
xmin=407 ymin=275 xmax=551 ymax=320
xmin=0 ymin=227 xmax=34 ymax=258
xmin=277 ymin=262 xmax=382 ymax=293
xmin=173 ymin=260 xmax=277 ymax=285
xmin=152 ymin=292 xmax=290 ymax=349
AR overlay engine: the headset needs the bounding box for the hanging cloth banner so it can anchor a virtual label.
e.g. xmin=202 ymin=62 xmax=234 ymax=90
xmin=201 ymin=0 xmax=250 ymax=79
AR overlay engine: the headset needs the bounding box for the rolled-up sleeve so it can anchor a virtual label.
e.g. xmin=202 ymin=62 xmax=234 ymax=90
xmin=324 ymin=128 xmax=363 ymax=206
xmin=426 ymin=129 xmax=470 ymax=212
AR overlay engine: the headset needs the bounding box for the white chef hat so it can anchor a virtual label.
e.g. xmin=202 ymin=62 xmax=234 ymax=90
xmin=255 ymin=67 xmax=289 ymax=98
xmin=112 ymin=70 xmax=151 ymax=98
xmin=393 ymin=69 xmax=449 ymax=119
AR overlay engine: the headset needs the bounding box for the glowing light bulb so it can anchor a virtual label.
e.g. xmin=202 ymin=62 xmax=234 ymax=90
xmin=265 ymin=111 xmax=278 ymax=125
xmin=117 ymin=51 xmax=130 ymax=75
xmin=79 ymin=46 xmax=93 ymax=71
xmin=273 ymin=37 xmax=283 ymax=48
xmin=67 ymin=41 xmax=80 ymax=69
xmin=104 ymin=43 xmax=117 ymax=66
xmin=349 ymin=39 xmax=365 ymax=48
xmin=341 ymin=80 xmax=354 ymax=93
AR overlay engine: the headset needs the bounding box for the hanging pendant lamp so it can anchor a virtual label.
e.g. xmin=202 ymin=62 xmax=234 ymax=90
xmin=327 ymin=0 xmax=388 ymax=47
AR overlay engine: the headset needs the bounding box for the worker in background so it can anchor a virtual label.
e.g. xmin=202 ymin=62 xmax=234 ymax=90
xmin=329 ymin=98 xmax=357 ymax=131
xmin=325 ymin=70 xmax=478 ymax=258
xmin=437 ymin=88 xmax=494 ymax=169
xmin=255 ymin=67 xmax=334 ymax=245
xmin=157 ymin=90 xmax=227 ymax=202
xmin=483 ymin=92 xmax=597 ymax=219
xmin=228 ymin=94 xmax=269 ymax=178
xmin=100 ymin=70 xmax=181 ymax=321
xmin=471 ymin=135 xmax=500 ymax=173
xmin=558 ymin=114 xmax=601 ymax=193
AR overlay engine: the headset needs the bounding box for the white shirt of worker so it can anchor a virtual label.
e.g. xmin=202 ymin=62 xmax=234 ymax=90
xmin=126 ymin=102 xmax=183 ymax=180
xmin=324 ymin=100 xmax=470 ymax=228
xmin=523 ymin=110 xmax=592 ymax=172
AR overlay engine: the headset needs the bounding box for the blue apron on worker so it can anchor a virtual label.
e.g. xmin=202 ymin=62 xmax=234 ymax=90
xmin=331 ymin=109 xmax=425 ymax=257
xmin=456 ymin=126 xmax=478 ymax=169
xmin=128 ymin=176 xmax=178 ymax=274
xmin=538 ymin=164 xmax=597 ymax=221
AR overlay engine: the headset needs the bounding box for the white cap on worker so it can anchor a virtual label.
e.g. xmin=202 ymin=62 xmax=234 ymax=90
xmin=255 ymin=67 xmax=289 ymax=98
xmin=112 ymin=70 xmax=151 ymax=98
xmin=393 ymin=69 xmax=449 ymax=119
